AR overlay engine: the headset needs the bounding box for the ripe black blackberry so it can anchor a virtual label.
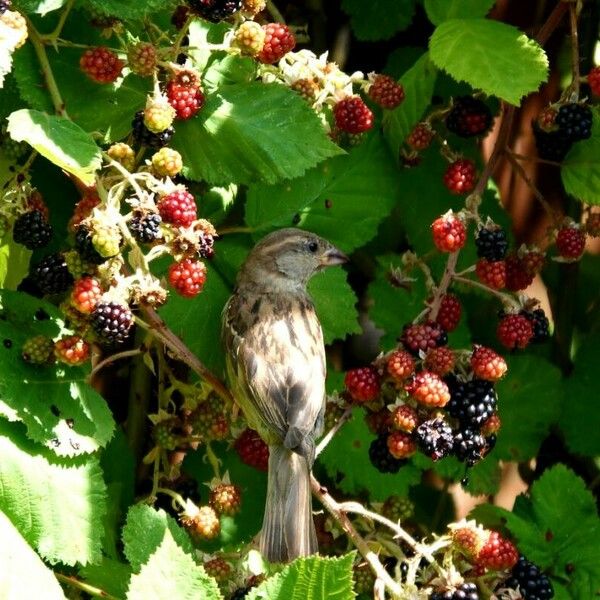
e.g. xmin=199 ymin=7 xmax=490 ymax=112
xmin=198 ymin=231 xmax=215 ymax=259
xmin=521 ymin=308 xmax=550 ymax=343
xmin=446 ymin=96 xmax=492 ymax=138
xmin=0 ymin=0 xmax=11 ymax=14
xmin=431 ymin=582 xmax=480 ymax=600
xmin=453 ymin=428 xmax=487 ymax=466
xmin=32 ymin=253 xmax=73 ymax=295
xmin=128 ymin=212 xmax=162 ymax=243
xmin=187 ymin=0 xmax=242 ymax=21
xmin=75 ymin=226 xmax=107 ymax=264
xmin=446 ymin=378 xmax=497 ymax=427
xmin=91 ymin=302 xmax=133 ymax=345
xmin=369 ymin=435 xmax=404 ymax=473
xmin=503 ymin=556 xmax=554 ymax=600
xmin=475 ymin=226 xmax=508 ymax=261
xmin=414 ymin=418 xmax=454 ymax=461
xmin=555 ymin=103 xmax=592 ymax=142
xmin=132 ymin=111 xmax=174 ymax=148
xmin=533 ymin=124 xmax=572 ymax=162
xmin=12 ymin=210 xmax=53 ymax=249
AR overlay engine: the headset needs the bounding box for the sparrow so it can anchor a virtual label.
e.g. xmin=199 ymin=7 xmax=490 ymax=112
xmin=222 ymin=228 xmax=348 ymax=562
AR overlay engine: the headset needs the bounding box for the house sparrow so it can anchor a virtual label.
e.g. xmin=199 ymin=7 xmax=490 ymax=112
xmin=222 ymin=228 xmax=348 ymax=562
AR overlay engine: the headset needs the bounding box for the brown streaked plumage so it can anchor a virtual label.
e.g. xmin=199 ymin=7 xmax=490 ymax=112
xmin=222 ymin=228 xmax=347 ymax=562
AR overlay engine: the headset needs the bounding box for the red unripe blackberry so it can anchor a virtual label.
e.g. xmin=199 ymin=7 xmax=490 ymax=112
xmin=406 ymin=122 xmax=434 ymax=151
xmin=446 ymin=96 xmax=492 ymax=138
xmin=476 ymin=531 xmax=519 ymax=571
xmin=157 ymin=188 xmax=197 ymax=227
xmin=443 ymin=159 xmax=476 ymax=194
xmin=71 ymin=276 xmax=102 ymax=314
xmin=475 ymin=258 xmax=506 ymax=290
xmin=80 ymin=47 xmax=123 ymax=83
xmin=505 ymin=254 xmax=534 ymax=291
xmin=481 ymin=413 xmax=501 ymax=436
xmin=54 ymin=335 xmax=90 ymax=365
xmin=209 ymin=483 xmax=241 ymax=516
xmin=168 ymin=258 xmax=207 ymax=298
xmin=369 ymin=434 xmax=404 ymax=473
xmin=520 ymin=249 xmax=545 ymax=276
xmin=435 ymin=294 xmax=461 ymax=331
xmin=368 ymin=74 xmax=405 ymax=109
xmin=257 ymin=23 xmax=296 ymax=64
xmin=391 ymin=405 xmax=418 ymax=433
xmin=586 ymin=212 xmax=600 ymax=237
xmin=401 ymin=321 xmax=447 ymax=355
xmin=68 ymin=191 xmax=100 ymax=232
xmin=203 ymin=558 xmax=231 ymax=582
xmin=344 ymin=367 xmax=381 ymax=403
xmin=424 ymin=346 xmax=455 ymax=376
xmin=13 ymin=210 xmax=52 ymax=249
xmin=537 ymin=106 xmax=557 ymax=131
xmin=387 ymin=431 xmax=416 ymax=459
xmin=234 ymin=428 xmax=269 ymax=471
xmin=432 ymin=213 xmax=466 ymax=252
xmin=588 ymin=65 xmax=600 ymax=96
xmin=333 ymin=96 xmax=374 ymax=134
xmin=386 ymin=349 xmax=415 ymax=381
xmin=166 ymin=80 xmax=205 ymax=120
xmin=470 ymin=345 xmax=507 ymax=381
xmin=406 ymin=370 xmax=450 ymax=407
xmin=91 ymin=302 xmax=134 ymax=346
xmin=497 ymin=314 xmax=533 ymax=349
xmin=555 ymin=225 xmax=586 ymax=259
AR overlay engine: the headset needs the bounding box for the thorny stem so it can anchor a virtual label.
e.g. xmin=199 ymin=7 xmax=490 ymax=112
xmin=569 ymin=1 xmax=581 ymax=99
xmin=88 ymin=348 xmax=144 ymax=382
xmin=506 ymin=151 xmax=561 ymax=167
xmin=26 ymin=23 xmax=67 ymax=116
xmin=453 ymin=275 xmax=519 ymax=309
xmin=55 ymin=573 xmax=119 ymax=600
xmin=40 ymin=0 xmax=75 ymax=43
xmin=315 ymin=407 xmax=353 ymax=457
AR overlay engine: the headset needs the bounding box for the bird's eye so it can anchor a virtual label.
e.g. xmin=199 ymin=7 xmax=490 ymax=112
xmin=307 ymin=241 xmax=319 ymax=253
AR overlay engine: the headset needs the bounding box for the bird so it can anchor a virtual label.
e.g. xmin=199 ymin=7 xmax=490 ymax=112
xmin=222 ymin=228 xmax=348 ymax=562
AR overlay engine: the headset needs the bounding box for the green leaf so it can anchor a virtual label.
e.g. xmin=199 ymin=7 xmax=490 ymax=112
xmin=0 ymin=421 xmax=107 ymax=565
xmin=559 ymin=335 xmax=600 ymax=455
xmin=471 ymin=466 xmax=600 ymax=598
xmin=561 ymin=119 xmax=600 ymax=205
xmin=16 ymin=0 xmax=67 ymax=15
xmin=202 ymin=54 xmax=257 ymax=91
xmin=429 ymin=19 xmax=548 ymax=104
xmin=7 ymin=109 xmax=101 ymax=186
xmin=493 ymin=354 xmax=562 ymax=461
xmin=383 ymin=52 xmax=438 ymax=159
xmin=341 ymin=0 xmax=416 ymax=41
xmin=80 ymin=557 xmax=132 ymax=600
xmin=0 ymin=290 xmax=115 ymax=456
xmin=126 ymin=529 xmax=223 ymax=600
xmin=122 ymin=504 xmax=194 ymax=572
xmin=424 ymin=0 xmax=496 ymax=25
xmin=171 ymin=82 xmax=342 ymax=186
xmin=247 ymin=553 xmax=356 ymax=600
xmin=245 ymin=132 xmax=401 ymax=253
xmin=0 ymin=239 xmax=31 ymax=290
xmin=86 ymin=0 xmax=173 ymax=20
xmin=0 ymin=510 xmax=66 ymax=599
xmin=319 ymin=409 xmax=421 ymax=501
xmin=308 ymin=268 xmax=360 ymax=344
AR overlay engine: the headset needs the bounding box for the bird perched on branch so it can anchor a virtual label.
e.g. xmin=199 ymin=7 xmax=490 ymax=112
xmin=222 ymin=228 xmax=348 ymax=562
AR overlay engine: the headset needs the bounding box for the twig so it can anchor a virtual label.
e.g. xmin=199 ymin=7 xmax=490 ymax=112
xmin=266 ymin=0 xmax=286 ymax=23
xmin=88 ymin=348 xmax=144 ymax=382
xmin=534 ymin=1 xmax=569 ymax=45
xmin=40 ymin=0 xmax=75 ymax=43
xmin=506 ymin=151 xmax=562 ymax=167
xmin=315 ymin=407 xmax=353 ymax=457
xmin=54 ymin=573 xmax=118 ymax=600
xmin=568 ymin=1 xmax=581 ymax=99
xmin=453 ymin=275 xmax=519 ymax=308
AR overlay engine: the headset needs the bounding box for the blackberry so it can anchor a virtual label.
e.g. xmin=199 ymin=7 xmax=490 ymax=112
xmin=32 ymin=253 xmax=73 ymax=295
xmin=187 ymin=0 xmax=242 ymax=21
xmin=75 ymin=227 xmax=108 ymax=264
xmin=431 ymin=582 xmax=480 ymax=600
xmin=521 ymin=308 xmax=550 ymax=343
xmin=503 ymin=556 xmax=554 ymax=600
xmin=533 ymin=124 xmax=572 ymax=162
xmin=368 ymin=435 xmax=405 ymax=473
xmin=12 ymin=210 xmax=53 ymax=249
xmin=453 ymin=428 xmax=487 ymax=466
xmin=0 ymin=0 xmax=11 ymax=14
xmin=414 ymin=418 xmax=454 ymax=461
xmin=132 ymin=111 xmax=174 ymax=148
xmin=555 ymin=103 xmax=592 ymax=142
xmin=17 ymin=276 xmax=42 ymax=298
xmin=129 ymin=212 xmax=162 ymax=243
xmin=475 ymin=226 xmax=508 ymax=261
xmin=446 ymin=378 xmax=497 ymax=427
xmin=198 ymin=231 xmax=215 ymax=259
xmin=91 ymin=302 xmax=134 ymax=346
xmin=446 ymin=96 xmax=492 ymax=138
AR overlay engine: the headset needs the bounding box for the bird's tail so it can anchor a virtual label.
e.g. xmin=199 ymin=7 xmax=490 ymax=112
xmin=260 ymin=444 xmax=317 ymax=562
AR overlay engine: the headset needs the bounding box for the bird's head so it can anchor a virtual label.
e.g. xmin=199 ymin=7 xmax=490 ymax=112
xmin=238 ymin=228 xmax=348 ymax=291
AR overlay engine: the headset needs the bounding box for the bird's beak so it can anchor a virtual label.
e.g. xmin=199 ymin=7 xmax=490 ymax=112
xmin=319 ymin=246 xmax=349 ymax=266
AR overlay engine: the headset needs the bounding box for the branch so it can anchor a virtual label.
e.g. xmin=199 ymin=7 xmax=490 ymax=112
xmin=88 ymin=347 xmax=144 ymax=382
xmin=568 ymin=1 xmax=580 ymax=99
xmin=54 ymin=573 xmax=118 ymax=600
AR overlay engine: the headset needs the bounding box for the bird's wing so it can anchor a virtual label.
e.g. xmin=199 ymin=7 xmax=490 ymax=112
xmin=222 ymin=292 xmax=326 ymax=458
